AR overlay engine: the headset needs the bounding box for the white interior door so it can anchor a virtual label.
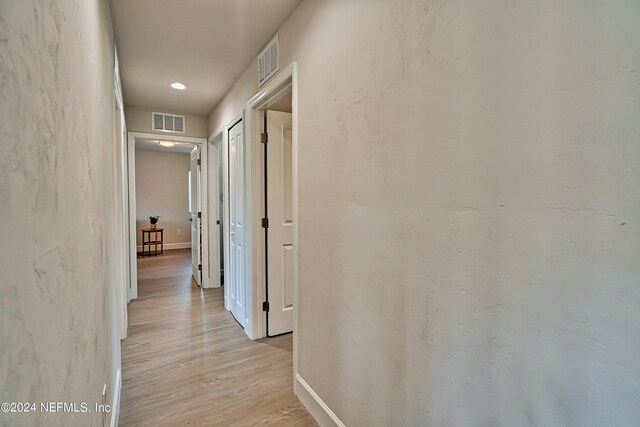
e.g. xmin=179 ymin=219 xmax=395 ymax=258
xmin=228 ymin=120 xmax=246 ymax=327
xmin=266 ymin=110 xmax=293 ymax=335
xmin=208 ymin=138 xmax=222 ymax=288
xmin=190 ymin=145 xmax=201 ymax=286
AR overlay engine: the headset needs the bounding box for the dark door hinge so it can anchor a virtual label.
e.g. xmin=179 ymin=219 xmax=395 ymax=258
xmin=197 ymin=211 xmax=201 ymax=219
xmin=262 ymin=301 xmax=270 ymax=312
xmin=261 ymin=218 xmax=269 ymax=228
xmin=198 ymin=264 xmax=202 ymax=271
xmin=197 ymin=158 xmax=201 ymax=166
xmin=216 ymin=220 xmax=220 ymax=225
xmin=261 ymin=132 xmax=268 ymax=144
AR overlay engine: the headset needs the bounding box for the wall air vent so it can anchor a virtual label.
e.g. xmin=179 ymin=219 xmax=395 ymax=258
xmin=258 ymin=34 xmax=279 ymax=87
xmin=152 ymin=112 xmax=185 ymax=133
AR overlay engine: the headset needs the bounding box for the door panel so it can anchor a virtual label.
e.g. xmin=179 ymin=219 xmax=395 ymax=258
xmin=282 ymin=244 xmax=293 ymax=308
xmin=228 ymin=120 xmax=246 ymax=327
xmin=190 ymin=145 xmax=201 ymax=286
xmin=266 ymin=110 xmax=293 ymax=335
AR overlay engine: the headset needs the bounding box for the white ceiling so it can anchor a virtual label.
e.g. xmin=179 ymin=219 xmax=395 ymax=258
xmin=135 ymin=137 xmax=195 ymax=154
xmin=109 ymin=0 xmax=302 ymax=115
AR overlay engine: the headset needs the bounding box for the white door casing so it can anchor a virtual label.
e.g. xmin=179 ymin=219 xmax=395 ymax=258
xmin=125 ymin=132 xmax=208 ymax=298
xmin=217 ymin=140 xmax=224 ymax=284
xmin=190 ymin=145 xmax=201 ymax=286
xmin=114 ymin=101 xmax=129 ymax=339
xmin=127 ymin=135 xmax=138 ymax=301
xmin=266 ymin=110 xmax=293 ymax=335
xmin=245 ymin=62 xmax=297 ymax=341
xmin=208 ymin=135 xmax=222 ymax=288
xmin=114 ymin=46 xmax=131 ymax=341
xmin=228 ymin=120 xmax=246 ymax=327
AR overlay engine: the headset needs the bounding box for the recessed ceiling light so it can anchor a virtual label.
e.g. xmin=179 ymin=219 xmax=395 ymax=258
xmin=170 ymin=82 xmax=187 ymax=90
xmin=159 ymin=141 xmax=175 ymax=147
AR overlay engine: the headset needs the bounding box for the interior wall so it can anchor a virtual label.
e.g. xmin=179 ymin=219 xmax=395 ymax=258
xmin=0 ymin=0 xmax=121 ymax=426
xmin=135 ymin=150 xmax=191 ymax=248
xmin=208 ymin=0 xmax=640 ymax=425
xmin=126 ymin=104 xmax=209 ymax=138
xmin=269 ymin=91 xmax=293 ymax=113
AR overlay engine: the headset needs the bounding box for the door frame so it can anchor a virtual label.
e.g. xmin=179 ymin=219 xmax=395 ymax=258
xmin=207 ymin=126 xmax=224 ymax=289
xmin=114 ymin=48 xmax=128 ymax=340
xmin=246 ymin=62 xmax=298 ymax=348
xmin=189 ymin=144 xmax=203 ymax=286
xmin=126 ymin=132 xmax=209 ymax=301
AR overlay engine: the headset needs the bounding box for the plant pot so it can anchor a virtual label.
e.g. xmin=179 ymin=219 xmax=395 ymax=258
xmin=150 ymin=223 xmax=157 ymax=230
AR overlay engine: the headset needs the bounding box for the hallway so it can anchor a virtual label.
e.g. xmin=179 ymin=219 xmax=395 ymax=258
xmin=4 ymin=1 xmax=640 ymax=425
xmin=120 ymin=249 xmax=316 ymax=426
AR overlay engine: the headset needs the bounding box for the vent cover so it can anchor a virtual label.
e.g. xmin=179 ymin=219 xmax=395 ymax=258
xmin=152 ymin=112 xmax=185 ymax=133
xmin=258 ymin=34 xmax=279 ymax=87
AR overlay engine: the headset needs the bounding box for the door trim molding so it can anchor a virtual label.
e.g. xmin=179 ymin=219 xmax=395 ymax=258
xmin=126 ymin=131 xmax=209 ymax=301
xmin=114 ymin=48 xmax=128 ymax=341
xmin=208 ymin=125 xmax=224 ymax=144
xmin=207 ymin=125 xmax=224 ymax=289
xmin=245 ymin=63 xmax=298 ymax=348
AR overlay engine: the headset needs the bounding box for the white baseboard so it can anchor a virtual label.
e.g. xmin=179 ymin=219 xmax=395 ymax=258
xmin=110 ymin=368 xmax=122 ymax=427
xmin=295 ymin=374 xmax=345 ymax=427
xmin=136 ymin=242 xmax=191 ymax=252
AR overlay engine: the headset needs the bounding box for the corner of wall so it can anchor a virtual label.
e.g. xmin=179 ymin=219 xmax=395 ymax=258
xmin=295 ymin=374 xmax=345 ymax=427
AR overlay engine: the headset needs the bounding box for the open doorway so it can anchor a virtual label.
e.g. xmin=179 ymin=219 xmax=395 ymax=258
xmin=263 ymin=91 xmax=293 ymax=336
xmin=134 ymin=138 xmax=194 ymax=260
xmin=126 ymin=132 xmax=210 ymax=299
xmin=245 ymin=62 xmax=298 ymax=342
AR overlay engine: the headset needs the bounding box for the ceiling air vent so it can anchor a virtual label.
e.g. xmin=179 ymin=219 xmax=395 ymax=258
xmin=258 ymin=34 xmax=279 ymax=87
xmin=152 ymin=112 xmax=185 ymax=133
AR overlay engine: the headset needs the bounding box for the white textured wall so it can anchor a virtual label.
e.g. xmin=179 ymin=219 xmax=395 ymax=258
xmin=209 ymin=0 xmax=640 ymax=425
xmin=0 ymin=1 xmax=121 ymax=426
xmin=126 ymin=104 xmax=209 ymax=138
xmin=135 ymin=150 xmax=191 ymax=247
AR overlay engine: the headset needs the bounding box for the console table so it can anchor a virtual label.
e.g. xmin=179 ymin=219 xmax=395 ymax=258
xmin=141 ymin=228 xmax=164 ymax=256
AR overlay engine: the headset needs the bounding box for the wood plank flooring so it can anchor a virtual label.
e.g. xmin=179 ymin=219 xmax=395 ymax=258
xmin=119 ymin=249 xmax=317 ymax=426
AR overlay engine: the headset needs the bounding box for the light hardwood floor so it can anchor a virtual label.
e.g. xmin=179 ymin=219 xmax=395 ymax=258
xmin=120 ymin=249 xmax=317 ymax=426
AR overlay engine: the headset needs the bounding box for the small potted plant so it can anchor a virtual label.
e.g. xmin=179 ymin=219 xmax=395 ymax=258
xmin=148 ymin=215 xmax=160 ymax=230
